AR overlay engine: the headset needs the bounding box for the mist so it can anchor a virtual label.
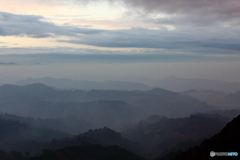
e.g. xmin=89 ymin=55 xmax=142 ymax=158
xmin=1 ymin=60 xmax=240 ymax=85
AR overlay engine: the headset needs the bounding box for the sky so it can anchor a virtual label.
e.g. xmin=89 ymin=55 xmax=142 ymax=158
xmin=1 ymin=0 xmax=240 ymax=83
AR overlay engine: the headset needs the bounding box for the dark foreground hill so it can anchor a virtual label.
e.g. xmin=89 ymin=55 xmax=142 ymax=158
xmin=159 ymin=114 xmax=240 ymax=160
xmin=0 ymin=144 xmax=145 ymax=160
xmin=0 ymin=114 xmax=233 ymax=159
xmin=4 ymin=127 xmax=142 ymax=157
xmin=29 ymin=144 xmax=145 ymax=160
xmin=0 ymin=118 xmax=70 ymax=151
xmin=121 ymin=114 xmax=229 ymax=158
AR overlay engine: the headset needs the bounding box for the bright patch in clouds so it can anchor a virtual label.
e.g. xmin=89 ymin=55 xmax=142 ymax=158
xmin=0 ymin=0 xmax=127 ymax=27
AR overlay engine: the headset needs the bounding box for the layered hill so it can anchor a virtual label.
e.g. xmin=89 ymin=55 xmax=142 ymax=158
xmin=181 ymin=89 xmax=240 ymax=109
xmin=0 ymin=84 xmax=214 ymax=122
xmin=180 ymin=89 xmax=227 ymax=106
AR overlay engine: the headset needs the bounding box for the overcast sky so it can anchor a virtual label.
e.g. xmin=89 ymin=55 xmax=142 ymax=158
xmin=1 ymin=0 xmax=240 ymax=83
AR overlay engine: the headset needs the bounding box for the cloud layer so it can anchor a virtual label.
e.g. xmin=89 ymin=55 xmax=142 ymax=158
xmin=1 ymin=10 xmax=240 ymax=55
xmin=78 ymin=0 xmax=240 ymax=27
xmin=1 ymin=1 xmax=240 ymax=60
xmin=0 ymin=12 xmax=103 ymax=38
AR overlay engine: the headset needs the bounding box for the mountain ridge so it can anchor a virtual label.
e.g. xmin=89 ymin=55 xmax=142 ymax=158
xmin=155 ymin=75 xmax=240 ymax=92
xmin=15 ymin=77 xmax=152 ymax=91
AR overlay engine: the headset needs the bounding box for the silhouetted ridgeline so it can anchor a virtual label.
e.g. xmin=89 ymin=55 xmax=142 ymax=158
xmin=158 ymin=114 xmax=240 ymax=160
xmin=16 ymin=77 xmax=151 ymax=91
xmin=121 ymin=114 xmax=229 ymax=158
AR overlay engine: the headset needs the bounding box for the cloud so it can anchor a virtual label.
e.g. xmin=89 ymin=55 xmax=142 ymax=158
xmin=122 ymin=0 xmax=240 ymax=27
xmin=58 ymin=27 xmax=240 ymax=54
xmin=1 ymin=10 xmax=240 ymax=55
xmin=1 ymin=52 xmax=240 ymax=64
xmin=59 ymin=27 xmax=186 ymax=48
xmin=1 ymin=44 xmax=240 ymax=66
xmin=70 ymin=0 xmax=240 ymax=27
xmin=17 ymin=0 xmax=240 ymax=17
xmin=0 ymin=12 xmax=104 ymax=38
xmin=119 ymin=0 xmax=240 ymax=14
xmin=3 ymin=0 xmax=240 ymax=27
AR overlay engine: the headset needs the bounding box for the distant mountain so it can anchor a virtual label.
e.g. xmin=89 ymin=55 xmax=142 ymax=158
xmin=0 ymin=100 xmax=139 ymax=128
xmin=155 ymin=75 xmax=240 ymax=92
xmin=223 ymin=91 xmax=240 ymax=108
xmin=165 ymin=114 xmax=240 ymax=160
xmin=70 ymin=88 xmax=215 ymax=118
xmin=203 ymin=109 xmax=240 ymax=119
xmin=0 ymin=83 xmax=78 ymax=103
xmin=180 ymin=89 xmax=227 ymax=106
xmin=181 ymin=89 xmax=240 ymax=109
xmin=15 ymin=77 xmax=152 ymax=91
xmin=0 ymin=99 xmax=140 ymax=131
xmin=0 ymin=84 xmax=215 ymax=121
xmin=121 ymin=114 xmax=229 ymax=158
